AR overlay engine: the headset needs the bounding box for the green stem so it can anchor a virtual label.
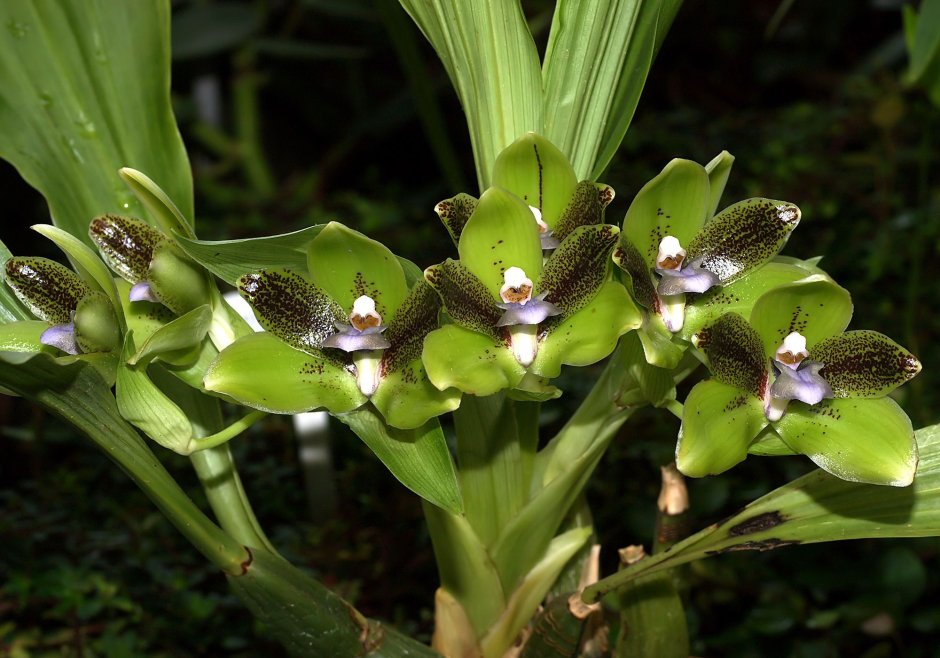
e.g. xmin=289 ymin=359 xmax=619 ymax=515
xmin=189 ymin=410 xmax=267 ymax=452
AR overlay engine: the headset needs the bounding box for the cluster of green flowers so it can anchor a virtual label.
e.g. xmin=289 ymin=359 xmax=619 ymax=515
xmin=0 ymin=133 xmax=920 ymax=485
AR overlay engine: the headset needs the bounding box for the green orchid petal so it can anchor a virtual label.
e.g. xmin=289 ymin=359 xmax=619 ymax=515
xmin=698 ymin=313 xmax=768 ymax=399
xmin=127 ymin=304 xmax=213 ymax=367
xmin=435 ymin=193 xmax=478 ymax=245
xmin=491 ymin=132 xmax=578 ymax=227
xmin=372 ymin=359 xmax=462 ymax=430
xmin=458 ymin=187 xmax=543 ymax=299
xmin=422 ymin=324 xmax=525 ymax=396
xmin=204 ymin=332 xmax=364 ymax=414
xmin=703 ymin=150 xmax=734 ymax=219
xmin=531 ymin=279 xmax=641 ymax=379
xmin=147 ymin=241 xmax=211 ymax=315
xmin=538 ymin=224 xmax=620 ymax=317
xmin=810 ymin=331 xmax=921 ymax=398
xmin=73 ymin=292 xmax=121 ymax=353
xmin=747 ymin=426 xmax=799 ymax=456
xmin=424 ymin=260 xmax=502 ymax=337
xmin=307 ymin=221 xmax=408 ymax=321
xmin=116 ymin=278 xmax=176 ymax=348
xmin=636 ymin=314 xmax=686 ymax=369
xmin=552 ymin=181 xmax=616 ymax=242
xmin=612 ymin=237 xmax=658 ymax=311
xmin=687 ymin=198 xmax=800 ymax=285
xmin=677 ymin=379 xmax=768 ymax=477
xmin=89 ymin=214 xmax=166 ymax=283
xmin=681 ymin=261 xmax=810 ymax=341
xmin=237 ymin=268 xmax=345 ymax=355
xmin=622 ymin=159 xmax=710 ymax=268
xmin=749 ymin=275 xmax=853 ymax=359
xmin=4 ymin=257 xmax=91 ymax=323
xmin=775 ymin=397 xmax=917 ymax=486
xmin=381 ymin=281 xmax=442 ymax=373
xmin=0 ymin=320 xmax=53 ymax=352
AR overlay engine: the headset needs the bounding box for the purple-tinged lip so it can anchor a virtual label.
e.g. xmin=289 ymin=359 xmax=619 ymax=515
xmin=656 ymin=258 xmax=720 ymax=296
xmin=129 ymin=281 xmax=162 ymax=303
xmin=540 ymin=232 xmax=561 ymax=250
xmin=496 ymin=292 xmax=562 ymax=327
xmin=40 ymin=322 xmax=80 ymax=355
xmin=770 ymin=359 xmax=833 ymax=406
xmin=322 ymin=323 xmax=392 ymax=352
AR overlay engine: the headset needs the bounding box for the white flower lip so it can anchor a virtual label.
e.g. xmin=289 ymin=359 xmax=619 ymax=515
xmin=775 ymin=331 xmax=809 ymax=369
xmin=528 ymin=205 xmax=549 ymax=233
xmin=656 ymin=235 xmax=686 ymax=270
xmin=350 ymin=294 xmax=382 ymax=330
xmin=500 ymin=266 xmax=533 ymax=304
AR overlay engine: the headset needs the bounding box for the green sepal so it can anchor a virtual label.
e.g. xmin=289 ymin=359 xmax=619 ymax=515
xmin=553 ymin=181 xmax=616 ymax=242
xmin=338 ymin=407 xmax=463 ymax=514
xmin=0 ymin=320 xmax=54 ymax=352
xmin=424 ymin=260 xmax=502 ymax=337
xmin=89 ymin=214 xmax=166 ymax=283
xmin=537 ymin=224 xmax=620 ymax=317
xmin=116 ymin=278 xmax=176 ymax=348
xmin=4 ymin=256 xmax=91 ymax=324
xmin=703 ymin=150 xmax=734 ymax=218
xmin=491 ymin=133 xmax=578 ymax=228
xmin=531 ymin=279 xmax=641 ymax=379
xmin=237 ymin=268 xmax=344 ymax=354
xmin=116 ymin=333 xmax=193 ymax=455
xmin=636 ymin=314 xmax=686 ymax=369
xmin=422 ymin=324 xmax=526 ymax=396
xmin=128 ymin=304 xmax=213 ymax=367
xmin=458 ymin=187 xmax=543 ymax=299
xmin=687 ymin=198 xmax=801 ymax=284
xmin=74 ymin=292 xmax=121 ymax=353
xmin=622 ymin=158 xmax=710 ymax=267
xmin=747 ymin=426 xmax=799 ymax=456
xmin=435 ymin=193 xmax=478 ymax=245
xmin=612 ymin=237 xmax=658 ymax=311
xmin=680 ymin=261 xmax=809 ymax=341
xmin=204 ymin=332 xmax=365 ymax=414
xmin=749 ymin=275 xmax=853 ymax=360
xmin=306 ymin=222 xmax=408 ymax=320
xmin=381 ymin=281 xmax=444 ymax=374
xmin=811 ymin=331 xmax=921 ymax=398
xmin=507 ymin=372 xmax=563 ymax=402
xmin=676 ymin=379 xmax=768 ymax=477
xmin=147 ymin=241 xmax=211 ymax=315
xmin=371 ymin=358 xmax=462 ymax=429
xmin=119 ymin=167 xmax=194 ymax=239
xmin=698 ymin=312 xmax=768 ymax=399
xmin=775 ymin=397 xmax=917 ymax=487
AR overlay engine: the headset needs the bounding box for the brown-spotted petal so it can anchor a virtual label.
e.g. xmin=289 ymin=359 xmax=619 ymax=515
xmin=552 ymin=181 xmax=615 ymax=242
xmin=434 ymin=193 xmax=478 ymax=245
xmin=612 ymin=236 xmax=659 ymax=312
xmin=538 ymin=224 xmax=620 ymax=317
xmin=381 ymin=280 xmax=442 ymax=375
xmin=687 ymin=198 xmax=801 ymax=284
xmin=237 ymin=268 xmax=345 ymax=354
xmin=89 ymin=214 xmax=167 ymax=283
xmin=424 ymin=259 xmax=501 ymax=337
xmin=810 ymin=330 xmax=922 ymax=398
xmin=4 ymin=257 xmax=91 ymax=324
xmin=697 ymin=312 xmax=769 ymax=399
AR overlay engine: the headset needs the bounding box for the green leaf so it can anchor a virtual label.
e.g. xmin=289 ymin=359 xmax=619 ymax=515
xmin=458 ymin=187 xmax=543 ymax=299
xmin=118 ymin=168 xmax=194 ymax=239
xmin=615 ymin=567 xmax=688 ymax=658
xmin=422 ymin=324 xmax=526 ymax=396
xmin=687 ymin=198 xmax=801 ymax=284
xmin=532 ymin=279 xmax=641 ymax=379
xmin=0 ymin=320 xmax=50 ymax=352
xmin=810 ymin=330 xmax=921 ymax=399
xmin=749 ymin=275 xmax=853 ymax=360
xmin=676 ymin=379 xmax=767 ymax=478
xmin=703 ymin=150 xmax=734 ymax=219
xmin=906 ymin=0 xmax=940 ymax=83
xmin=128 ymin=304 xmax=213 ymax=367
xmin=398 ymin=0 xmax=542 ymax=189
xmin=175 ymin=226 xmax=326 ymax=285
xmin=542 ymin=0 xmax=674 ymax=179
xmin=0 ymin=0 xmax=192 ymax=241
xmin=775 ymin=397 xmax=917 ymax=487
xmin=204 ymin=332 xmax=364 ymax=414
xmin=491 ymin=133 xmax=578 ymax=227
xmin=306 ymin=222 xmax=408 ymax=320
xmin=338 ymin=406 xmax=463 ymax=514
xmin=116 ymin=334 xmax=193 ymax=455
xmin=622 ymin=159 xmax=709 ymax=267
xmin=538 ymin=224 xmax=621 ymax=317
xmin=583 ymin=423 xmax=940 ymax=603
xmin=699 ymin=313 xmax=768 ymax=398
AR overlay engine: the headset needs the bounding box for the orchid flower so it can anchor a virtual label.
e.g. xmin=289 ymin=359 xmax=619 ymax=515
xmin=613 ymin=155 xmax=802 ymax=368
xmin=676 ymin=275 xmax=921 ymax=486
xmin=203 ymin=222 xmax=459 ymax=430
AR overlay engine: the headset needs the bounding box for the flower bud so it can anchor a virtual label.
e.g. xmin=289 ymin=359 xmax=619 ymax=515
xmin=89 ymin=214 xmax=167 ymax=283
xmin=147 ymin=241 xmax=211 ymax=315
xmin=74 ymin=292 xmax=121 ymax=353
xmin=4 ymin=257 xmax=90 ymax=323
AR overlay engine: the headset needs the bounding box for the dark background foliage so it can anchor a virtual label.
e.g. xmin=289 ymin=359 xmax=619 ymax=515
xmin=1 ymin=0 xmax=938 ymax=656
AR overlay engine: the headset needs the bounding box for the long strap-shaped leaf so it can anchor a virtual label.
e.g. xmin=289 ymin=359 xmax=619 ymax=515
xmin=397 ymin=0 xmax=542 ymax=190
xmin=0 ymin=0 xmax=193 ymax=241
xmin=585 ymin=422 xmax=940 ymax=602
xmin=541 ymin=0 xmax=683 ymax=180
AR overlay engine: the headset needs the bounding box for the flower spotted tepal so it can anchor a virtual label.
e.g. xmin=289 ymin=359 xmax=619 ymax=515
xmin=203 ymin=222 xmax=460 ymax=430
xmin=676 ymin=275 xmax=921 ymax=486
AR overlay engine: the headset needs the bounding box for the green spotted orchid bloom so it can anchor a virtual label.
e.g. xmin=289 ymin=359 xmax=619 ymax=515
xmin=422 ymin=134 xmax=640 ymax=397
xmin=203 ymin=222 xmax=460 ymax=430
xmin=613 ymin=155 xmax=802 ymax=368
xmin=676 ymin=275 xmax=922 ymax=486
